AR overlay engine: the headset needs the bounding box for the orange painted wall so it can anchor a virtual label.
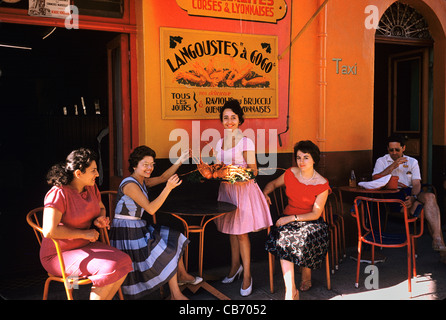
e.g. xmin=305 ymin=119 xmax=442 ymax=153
xmin=136 ymin=0 xmax=446 ymax=159
xmin=287 ymin=0 xmax=378 ymax=153
xmin=286 ymin=1 xmax=320 ymax=151
xmin=324 ymin=1 xmax=376 ymax=152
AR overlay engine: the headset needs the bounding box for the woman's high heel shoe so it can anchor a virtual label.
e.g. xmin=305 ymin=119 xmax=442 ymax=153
xmin=240 ymin=277 xmax=252 ymax=297
xmin=221 ymin=265 xmax=243 ymax=284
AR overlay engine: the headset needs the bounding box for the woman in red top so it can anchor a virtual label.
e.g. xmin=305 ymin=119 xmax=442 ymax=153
xmin=263 ymin=141 xmax=330 ymax=300
xmin=41 ymin=148 xmax=133 ymax=300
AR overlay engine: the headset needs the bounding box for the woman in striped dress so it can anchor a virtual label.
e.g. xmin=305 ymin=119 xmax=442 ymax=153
xmin=110 ymin=146 xmax=201 ymax=300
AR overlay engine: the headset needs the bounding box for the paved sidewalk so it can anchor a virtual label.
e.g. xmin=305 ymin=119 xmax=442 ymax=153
xmin=1 ymin=228 xmax=445 ymax=300
xmin=184 ymin=235 xmax=446 ymax=301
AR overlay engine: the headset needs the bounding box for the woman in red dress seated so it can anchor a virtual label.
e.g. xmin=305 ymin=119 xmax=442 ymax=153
xmin=264 ymin=140 xmax=330 ymax=300
xmin=40 ymin=148 xmax=133 ymax=300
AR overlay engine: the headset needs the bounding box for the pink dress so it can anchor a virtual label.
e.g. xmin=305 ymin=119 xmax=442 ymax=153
xmin=40 ymin=184 xmax=133 ymax=287
xmin=214 ymin=137 xmax=273 ymax=235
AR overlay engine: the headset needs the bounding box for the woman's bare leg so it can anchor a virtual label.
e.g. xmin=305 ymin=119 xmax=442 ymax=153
xmin=176 ymin=256 xmax=196 ymax=283
xmin=280 ymin=259 xmax=298 ymax=300
xmin=168 ymin=273 xmax=189 ymax=300
xmin=90 ymin=275 xmax=127 ymax=300
xmin=237 ymin=234 xmax=251 ymax=290
xmin=300 ymin=267 xmax=312 ymax=291
xmin=227 ymin=234 xmax=241 ymax=277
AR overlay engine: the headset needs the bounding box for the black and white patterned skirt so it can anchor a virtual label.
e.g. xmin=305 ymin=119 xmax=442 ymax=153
xmin=265 ymin=218 xmax=329 ymax=270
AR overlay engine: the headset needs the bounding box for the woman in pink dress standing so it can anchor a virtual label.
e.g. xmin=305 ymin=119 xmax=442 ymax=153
xmin=213 ymin=99 xmax=272 ymax=296
xmin=40 ymin=148 xmax=133 ymax=300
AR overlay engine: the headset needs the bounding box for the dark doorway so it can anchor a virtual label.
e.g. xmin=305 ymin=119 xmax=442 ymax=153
xmin=372 ymin=2 xmax=434 ymax=179
xmin=373 ymin=42 xmax=432 ymax=176
xmin=0 ymin=24 xmax=117 ymax=275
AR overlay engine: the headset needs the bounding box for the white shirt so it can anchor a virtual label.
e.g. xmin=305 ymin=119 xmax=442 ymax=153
xmin=372 ymin=154 xmax=421 ymax=188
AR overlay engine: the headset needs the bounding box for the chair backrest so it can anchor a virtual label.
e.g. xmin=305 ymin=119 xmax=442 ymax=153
xmin=323 ymin=190 xmax=337 ymax=224
xmin=26 ymin=207 xmax=71 ymax=282
xmin=269 ymin=186 xmax=287 ymax=222
xmin=352 ymin=196 xmax=422 ymax=246
xmin=26 ymin=207 xmax=46 ymax=246
xmin=100 ymin=190 xmax=118 ymax=222
xmin=100 ymin=191 xmax=118 ymax=246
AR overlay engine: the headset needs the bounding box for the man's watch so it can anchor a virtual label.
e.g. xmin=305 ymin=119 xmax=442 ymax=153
xmin=412 ymin=194 xmax=418 ymax=201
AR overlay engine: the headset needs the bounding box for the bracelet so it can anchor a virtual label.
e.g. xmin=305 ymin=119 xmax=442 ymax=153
xmin=412 ymin=194 xmax=418 ymax=201
xmin=294 ymin=215 xmax=298 ymax=222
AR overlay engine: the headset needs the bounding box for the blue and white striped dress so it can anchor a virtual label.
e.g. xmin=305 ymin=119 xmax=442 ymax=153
xmin=109 ymin=177 xmax=189 ymax=299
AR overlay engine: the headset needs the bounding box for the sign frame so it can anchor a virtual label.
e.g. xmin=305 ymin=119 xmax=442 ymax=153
xmin=175 ymin=0 xmax=288 ymax=24
xmin=160 ymin=27 xmax=279 ymax=120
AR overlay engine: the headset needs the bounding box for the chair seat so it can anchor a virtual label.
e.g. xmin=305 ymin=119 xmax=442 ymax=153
xmin=27 ymin=206 xmax=124 ymax=300
xmin=364 ymin=231 xmax=407 ymax=246
xmin=47 ymin=273 xmax=91 ymax=283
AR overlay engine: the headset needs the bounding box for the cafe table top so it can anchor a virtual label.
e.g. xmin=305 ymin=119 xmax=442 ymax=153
xmin=159 ymin=198 xmax=237 ymax=216
xmin=337 ymin=186 xmax=400 ymax=194
xmin=336 ymin=186 xmax=401 ymax=217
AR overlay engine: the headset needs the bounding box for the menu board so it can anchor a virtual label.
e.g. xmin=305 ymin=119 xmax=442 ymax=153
xmin=160 ymin=27 xmax=278 ymax=119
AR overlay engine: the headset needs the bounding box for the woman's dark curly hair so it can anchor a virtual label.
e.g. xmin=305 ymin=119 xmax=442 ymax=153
xmin=128 ymin=145 xmax=156 ymax=173
xmin=46 ymin=148 xmax=98 ymax=186
xmin=294 ymin=140 xmax=321 ymax=167
xmin=219 ymin=99 xmax=245 ymax=125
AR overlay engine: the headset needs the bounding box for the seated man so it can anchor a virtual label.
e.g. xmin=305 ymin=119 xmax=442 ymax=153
xmin=373 ymin=134 xmax=445 ymax=262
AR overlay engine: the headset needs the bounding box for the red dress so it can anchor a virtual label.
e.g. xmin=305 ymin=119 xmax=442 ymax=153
xmin=265 ymin=168 xmax=330 ymax=269
xmin=40 ymin=184 xmax=132 ymax=287
xmin=283 ymin=168 xmax=331 ymax=216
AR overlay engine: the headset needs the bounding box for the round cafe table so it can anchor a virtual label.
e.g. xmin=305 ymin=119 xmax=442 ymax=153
xmin=337 ymin=185 xmax=400 ymax=215
xmin=158 ymin=198 xmax=236 ymax=300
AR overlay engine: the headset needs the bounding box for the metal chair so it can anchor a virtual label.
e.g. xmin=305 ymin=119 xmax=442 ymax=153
xmin=333 ymin=188 xmax=347 ymax=260
xmin=324 ymin=192 xmax=339 ymax=274
xmin=26 ymin=208 xmax=94 ymax=300
xmin=267 ymin=186 xmax=331 ymax=293
xmin=26 ymin=206 xmax=125 ymax=300
xmin=325 ymin=189 xmax=346 ymax=273
xmin=352 ymin=196 xmax=424 ymax=294
xmin=99 ymin=190 xmax=117 ymax=246
xmin=382 ymin=184 xmax=434 ymax=233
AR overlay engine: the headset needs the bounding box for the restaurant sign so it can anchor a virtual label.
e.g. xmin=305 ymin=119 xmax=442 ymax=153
xmin=176 ymin=0 xmax=288 ymax=23
xmin=160 ymin=27 xmax=278 ymax=119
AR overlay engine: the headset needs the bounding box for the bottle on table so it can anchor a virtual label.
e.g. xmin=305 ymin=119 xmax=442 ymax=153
xmin=349 ymin=170 xmax=357 ymax=188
